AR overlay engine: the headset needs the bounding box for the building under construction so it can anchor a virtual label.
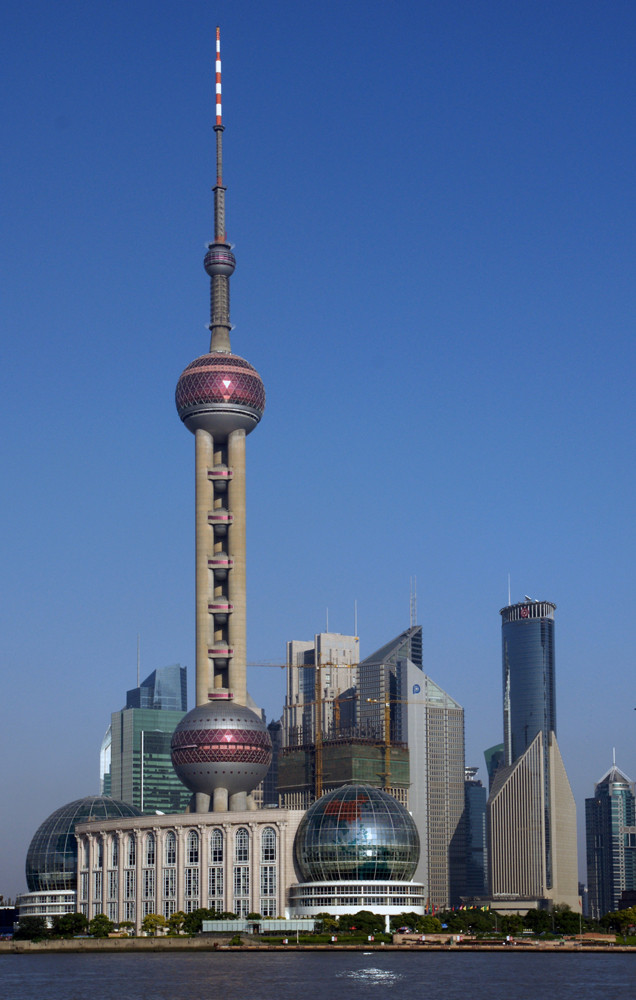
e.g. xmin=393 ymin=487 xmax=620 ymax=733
xmin=278 ymin=738 xmax=410 ymax=809
xmin=279 ymin=630 xmax=410 ymax=808
xmin=279 ymin=625 xmax=466 ymax=910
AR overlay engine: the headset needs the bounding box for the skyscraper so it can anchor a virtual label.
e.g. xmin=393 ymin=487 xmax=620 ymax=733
xmin=283 ymin=632 xmax=359 ymax=746
xmin=105 ymin=664 xmax=190 ymax=813
xmin=358 ymin=625 xmax=466 ymax=908
xmin=586 ymin=760 xmax=636 ymax=919
xmin=502 ymin=601 xmax=556 ymax=767
xmin=487 ymin=600 xmax=579 ymax=910
xmin=170 ymin=28 xmax=272 ymax=813
xmin=464 ymin=766 xmax=487 ymax=896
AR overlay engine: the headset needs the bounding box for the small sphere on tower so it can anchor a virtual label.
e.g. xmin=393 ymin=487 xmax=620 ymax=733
xmin=171 ymin=701 xmax=272 ymax=798
xmin=204 ymin=242 xmax=236 ymax=277
xmin=175 ymin=352 xmax=265 ymax=436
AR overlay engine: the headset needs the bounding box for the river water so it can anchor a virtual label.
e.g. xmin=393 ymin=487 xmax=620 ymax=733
xmin=1 ymin=951 xmax=633 ymax=999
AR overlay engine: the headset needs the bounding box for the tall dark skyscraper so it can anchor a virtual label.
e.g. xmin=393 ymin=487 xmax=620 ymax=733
xmin=502 ymin=601 xmax=556 ymax=765
xmin=487 ymin=600 xmax=579 ymax=910
xmin=464 ymin=767 xmax=487 ymax=896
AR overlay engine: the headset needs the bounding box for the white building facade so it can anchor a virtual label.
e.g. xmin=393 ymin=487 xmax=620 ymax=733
xmin=75 ymin=810 xmax=304 ymax=931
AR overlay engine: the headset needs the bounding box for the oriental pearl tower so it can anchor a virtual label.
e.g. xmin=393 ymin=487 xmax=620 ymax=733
xmin=171 ymin=28 xmax=272 ymax=813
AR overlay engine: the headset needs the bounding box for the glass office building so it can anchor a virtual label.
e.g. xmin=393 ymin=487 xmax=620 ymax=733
xmin=586 ymin=763 xmax=636 ymax=919
xmin=464 ymin=768 xmax=487 ymax=896
xmin=105 ymin=664 xmax=191 ymax=814
xmin=126 ymin=664 xmax=187 ymax=712
xmin=501 ymin=602 xmax=556 ymax=766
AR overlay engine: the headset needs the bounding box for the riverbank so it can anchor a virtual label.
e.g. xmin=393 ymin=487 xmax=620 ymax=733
xmin=1 ymin=937 xmax=633 ymax=955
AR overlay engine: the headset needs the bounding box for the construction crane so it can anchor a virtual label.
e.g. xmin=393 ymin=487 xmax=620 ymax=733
xmin=248 ymin=657 xmax=357 ymax=800
xmin=313 ymin=656 xmax=358 ymax=798
xmin=366 ymin=697 xmax=393 ymax=789
xmin=365 ymin=695 xmax=426 ymax=790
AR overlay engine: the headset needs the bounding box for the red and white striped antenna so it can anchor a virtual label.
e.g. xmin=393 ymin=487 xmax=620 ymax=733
xmin=215 ymin=26 xmax=222 ymax=128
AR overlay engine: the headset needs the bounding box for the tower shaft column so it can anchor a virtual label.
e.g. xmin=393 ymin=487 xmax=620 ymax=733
xmin=195 ymin=428 xmax=214 ymax=705
xmin=227 ymin=428 xmax=247 ymax=706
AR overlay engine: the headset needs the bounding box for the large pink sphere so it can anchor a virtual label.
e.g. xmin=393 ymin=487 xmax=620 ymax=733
xmin=176 ymin=353 xmax=265 ymax=436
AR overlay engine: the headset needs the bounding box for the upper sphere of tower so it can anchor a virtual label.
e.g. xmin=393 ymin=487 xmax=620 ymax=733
xmin=204 ymin=242 xmax=236 ymax=278
xmin=176 ymin=352 xmax=265 ymax=436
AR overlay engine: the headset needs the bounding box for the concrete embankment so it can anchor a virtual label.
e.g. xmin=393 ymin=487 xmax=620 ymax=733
xmin=1 ymin=938 xmax=633 ymax=955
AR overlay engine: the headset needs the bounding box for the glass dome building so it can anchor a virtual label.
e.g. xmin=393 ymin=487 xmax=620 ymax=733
xmin=25 ymin=796 xmax=142 ymax=892
xmin=290 ymin=785 xmax=425 ymax=917
xmin=295 ymin=784 xmax=419 ymax=882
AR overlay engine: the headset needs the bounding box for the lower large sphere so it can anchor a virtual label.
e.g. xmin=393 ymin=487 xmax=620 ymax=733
xmin=294 ymin=784 xmax=420 ymax=883
xmin=176 ymin=353 xmax=265 ymax=436
xmin=26 ymin=796 xmax=142 ymax=892
xmin=171 ymin=702 xmax=272 ymax=797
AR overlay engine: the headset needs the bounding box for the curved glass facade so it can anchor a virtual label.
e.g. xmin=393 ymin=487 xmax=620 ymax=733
xmin=500 ymin=601 xmax=556 ymax=887
xmin=501 ymin=601 xmax=556 ymax=765
xmin=26 ymin=796 xmax=142 ymax=892
xmin=294 ymin=784 xmax=419 ymax=883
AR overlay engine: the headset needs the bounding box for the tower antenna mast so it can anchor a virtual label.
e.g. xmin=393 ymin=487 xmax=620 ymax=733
xmin=207 ymin=25 xmax=233 ymax=353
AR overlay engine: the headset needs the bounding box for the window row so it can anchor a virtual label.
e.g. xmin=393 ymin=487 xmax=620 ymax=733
xmin=83 ymin=826 xmax=278 ymax=871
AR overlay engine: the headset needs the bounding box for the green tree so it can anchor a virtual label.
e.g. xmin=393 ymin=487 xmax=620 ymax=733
xmin=390 ymin=911 xmax=421 ymax=932
xmin=183 ymin=908 xmax=217 ymax=935
xmin=315 ymin=912 xmax=338 ymax=933
xmin=500 ymin=914 xmax=523 ymax=937
xmin=338 ymin=910 xmax=384 ymax=936
xmin=141 ymin=913 xmax=167 ymax=936
xmin=552 ymin=904 xmax=581 ymax=935
xmin=14 ymin=916 xmax=49 ymax=940
xmin=523 ymin=907 xmax=551 ymax=934
xmin=391 ymin=912 xmax=444 ymax=934
xmin=601 ymin=906 xmax=636 ymax=934
xmin=88 ymin=913 xmax=115 ymax=938
xmin=419 ymin=915 xmax=443 ymax=933
xmin=51 ymin=912 xmax=88 ymax=937
xmin=118 ymin=920 xmax=135 ymax=936
xmin=167 ymin=910 xmax=187 ymax=935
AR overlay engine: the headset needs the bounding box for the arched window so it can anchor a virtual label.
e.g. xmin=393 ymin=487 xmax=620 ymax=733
xmin=110 ymin=836 xmax=119 ymax=868
xmin=164 ymin=831 xmax=176 ymax=866
xmin=127 ymin=834 xmax=136 ymax=868
xmin=145 ymin=832 xmax=155 ymax=867
xmin=96 ymin=838 xmax=104 ymax=870
xmin=261 ymin=827 xmax=277 ymax=862
xmin=187 ymin=830 xmax=199 ymax=865
xmin=210 ymin=829 xmax=223 ymax=864
xmin=235 ymin=827 xmax=249 ymax=863
xmin=82 ymin=840 xmax=89 ymax=870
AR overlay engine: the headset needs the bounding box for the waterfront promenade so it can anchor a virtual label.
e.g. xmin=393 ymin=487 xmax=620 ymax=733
xmin=1 ymin=937 xmax=631 ymax=955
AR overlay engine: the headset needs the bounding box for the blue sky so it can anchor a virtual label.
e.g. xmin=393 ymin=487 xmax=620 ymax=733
xmin=2 ymin=0 xmax=636 ymax=895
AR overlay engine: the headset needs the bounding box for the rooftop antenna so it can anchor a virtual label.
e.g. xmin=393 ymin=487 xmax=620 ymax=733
xmin=409 ymin=576 xmax=417 ymax=627
xmin=137 ymin=633 xmax=140 ymax=688
xmin=613 ymin=746 xmax=616 ymax=767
